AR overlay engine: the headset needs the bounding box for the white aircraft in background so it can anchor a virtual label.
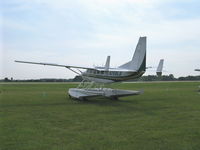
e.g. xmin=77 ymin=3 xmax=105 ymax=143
xmin=156 ymin=59 xmax=164 ymax=76
xmin=15 ymin=37 xmax=164 ymax=100
xmin=195 ymin=69 xmax=200 ymax=71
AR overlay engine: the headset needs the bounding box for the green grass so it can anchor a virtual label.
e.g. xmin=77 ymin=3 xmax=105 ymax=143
xmin=0 ymin=82 xmax=200 ymax=150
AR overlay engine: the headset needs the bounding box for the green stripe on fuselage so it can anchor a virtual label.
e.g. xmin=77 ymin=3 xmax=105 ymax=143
xmin=83 ymin=71 xmax=145 ymax=82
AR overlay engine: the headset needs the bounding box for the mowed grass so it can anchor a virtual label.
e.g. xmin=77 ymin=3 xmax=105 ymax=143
xmin=0 ymin=82 xmax=200 ymax=150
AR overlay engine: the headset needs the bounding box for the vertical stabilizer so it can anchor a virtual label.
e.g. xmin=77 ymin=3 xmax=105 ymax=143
xmin=156 ymin=59 xmax=164 ymax=76
xmin=119 ymin=37 xmax=146 ymax=71
xmin=105 ymin=56 xmax=110 ymax=71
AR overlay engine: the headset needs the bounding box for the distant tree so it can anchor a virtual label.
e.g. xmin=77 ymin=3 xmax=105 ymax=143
xmin=178 ymin=75 xmax=200 ymax=81
xmin=4 ymin=77 xmax=10 ymax=82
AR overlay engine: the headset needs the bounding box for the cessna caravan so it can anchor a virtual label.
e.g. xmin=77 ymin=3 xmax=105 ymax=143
xmin=16 ymin=37 xmax=150 ymax=83
xmin=15 ymin=37 xmax=164 ymax=100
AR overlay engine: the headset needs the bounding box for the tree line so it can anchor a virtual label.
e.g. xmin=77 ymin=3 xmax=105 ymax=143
xmin=1 ymin=74 xmax=200 ymax=82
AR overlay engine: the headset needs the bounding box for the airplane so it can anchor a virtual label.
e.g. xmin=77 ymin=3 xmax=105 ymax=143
xmin=15 ymin=37 xmax=147 ymax=84
xmin=15 ymin=37 xmax=164 ymax=100
xmin=195 ymin=69 xmax=200 ymax=71
xmin=156 ymin=59 xmax=164 ymax=76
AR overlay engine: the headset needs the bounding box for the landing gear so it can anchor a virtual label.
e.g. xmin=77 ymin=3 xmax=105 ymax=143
xmin=68 ymin=79 xmax=143 ymax=100
xmin=68 ymin=86 xmax=142 ymax=100
xmin=77 ymin=80 xmax=105 ymax=89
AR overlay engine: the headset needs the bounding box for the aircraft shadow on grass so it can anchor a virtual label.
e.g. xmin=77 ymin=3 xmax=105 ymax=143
xmin=1 ymin=96 xmax=137 ymax=109
xmin=1 ymin=100 xmax=165 ymax=116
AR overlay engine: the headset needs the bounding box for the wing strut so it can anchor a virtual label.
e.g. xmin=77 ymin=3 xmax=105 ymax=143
xmin=66 ymin=67 xmax=81 ymax=75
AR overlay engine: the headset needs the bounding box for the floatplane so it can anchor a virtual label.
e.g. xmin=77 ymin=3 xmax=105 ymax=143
xmin=15 ymin=37 xmax=164 ymax=100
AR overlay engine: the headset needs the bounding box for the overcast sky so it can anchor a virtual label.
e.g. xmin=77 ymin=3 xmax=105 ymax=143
xmin=1 ymin=0 xmax=200 ymax=79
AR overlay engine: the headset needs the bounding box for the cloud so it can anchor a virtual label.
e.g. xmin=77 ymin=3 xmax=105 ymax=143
xmin=1 ymin=0 xmax=200 ymax=79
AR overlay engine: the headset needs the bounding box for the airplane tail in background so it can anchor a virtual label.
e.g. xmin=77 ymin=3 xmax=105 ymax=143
xmin=119 ymin=37 xmax=146 ymax=71
xmin=156 ymin=59 xmax=164 ymax=76
xmin=104 ymin=56 xmax=110 ymax=71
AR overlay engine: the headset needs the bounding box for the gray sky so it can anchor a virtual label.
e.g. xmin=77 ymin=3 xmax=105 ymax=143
xmin=1 ymin=0 xmax=200 ymax=79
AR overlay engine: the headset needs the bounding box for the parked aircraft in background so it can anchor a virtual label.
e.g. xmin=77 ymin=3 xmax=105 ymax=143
xmin=156 ymin=59 xmax=164 ymax=76
xmin=195 ymin=69 xmax=200 ymax=71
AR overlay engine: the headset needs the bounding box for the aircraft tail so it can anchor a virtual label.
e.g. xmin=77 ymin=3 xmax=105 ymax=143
xmin=119 ymin=37 xmax=146 ymax=71
xmin=105 ymin=56 xmax=110 ymax=71
xmin=156 ymin=59 xmax=164 ymax=76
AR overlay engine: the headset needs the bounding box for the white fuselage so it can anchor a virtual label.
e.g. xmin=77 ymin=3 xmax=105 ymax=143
xmin=81 ymin=68 xmax=145 ymax=83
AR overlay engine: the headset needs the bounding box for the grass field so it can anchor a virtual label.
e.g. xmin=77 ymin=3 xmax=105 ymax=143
xmin=1 ymin=82 xmax=200 ymax=150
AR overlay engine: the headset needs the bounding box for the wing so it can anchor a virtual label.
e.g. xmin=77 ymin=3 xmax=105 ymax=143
xmin=15 ymin=60 xmax=96 ymax=70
